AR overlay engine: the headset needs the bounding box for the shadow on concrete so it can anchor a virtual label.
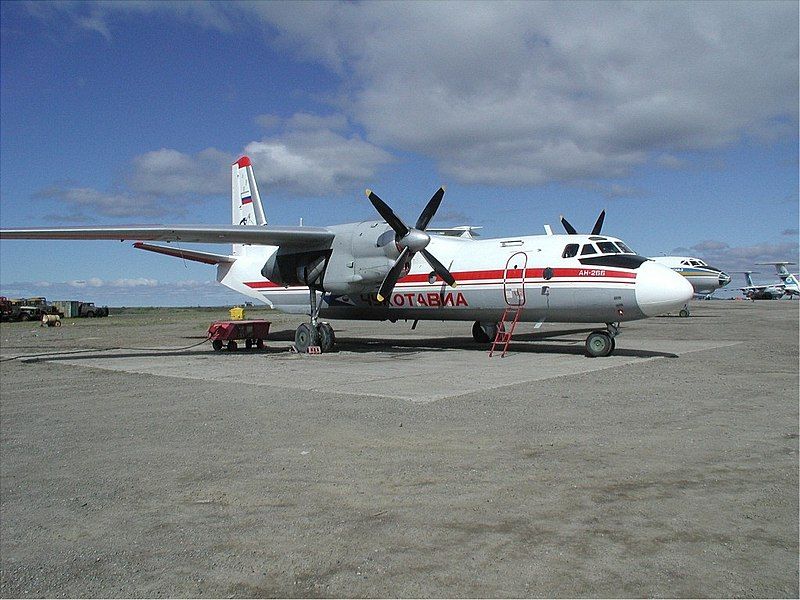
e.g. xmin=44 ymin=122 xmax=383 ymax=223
xmin=15 ymin=325 xmax=679 ymax=362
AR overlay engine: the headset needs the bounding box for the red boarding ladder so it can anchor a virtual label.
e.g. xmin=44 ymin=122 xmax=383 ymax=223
xmin=489 ymin=306 xmax=524 ymax=358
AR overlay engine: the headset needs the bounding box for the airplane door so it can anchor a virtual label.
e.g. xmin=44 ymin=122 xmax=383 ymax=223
xmin=503 ymin=252 xmax=527 ymax=306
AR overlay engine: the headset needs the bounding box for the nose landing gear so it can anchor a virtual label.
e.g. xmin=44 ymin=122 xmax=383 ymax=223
xmin=585 ymin=323 xmax=619 ymax=357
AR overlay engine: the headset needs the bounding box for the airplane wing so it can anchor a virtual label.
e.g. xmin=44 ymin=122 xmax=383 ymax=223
xmin=0 ymin=225 xmax=335 ymax=247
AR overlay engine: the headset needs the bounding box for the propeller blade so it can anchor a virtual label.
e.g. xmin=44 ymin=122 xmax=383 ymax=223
xmin=366 ymin=189 xmax=409 ymax=238
xmin=377 ymin=247 xmax=410 ymax=302
xmin=591 ymin=210 xmax=606 ymax=235
xmin=560 ymin=215 xmax=577 ymax=235
xmin=415 ymin=186 xmax=446 ymax=230
xmin=420 ymin=248 xmax=457 ymax=287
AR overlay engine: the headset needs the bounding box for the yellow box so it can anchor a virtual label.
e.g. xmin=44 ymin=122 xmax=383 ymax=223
xmin=229 ymin=306 xmax=245 ymax=320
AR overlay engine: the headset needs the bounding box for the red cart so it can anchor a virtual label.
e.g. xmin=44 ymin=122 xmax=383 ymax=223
xmin=208 ymin=320 xmax=271 ymax=351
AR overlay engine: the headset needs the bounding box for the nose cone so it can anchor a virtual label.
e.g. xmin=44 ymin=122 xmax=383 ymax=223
xmin=719 ymin=271 xmax=731 ymax=287
xmin=636 ymin=261 xmax=694 ymax=317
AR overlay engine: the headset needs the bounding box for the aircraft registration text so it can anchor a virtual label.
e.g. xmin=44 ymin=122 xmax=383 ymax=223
xmin=360 ymin=291 xmax=469 ymax=307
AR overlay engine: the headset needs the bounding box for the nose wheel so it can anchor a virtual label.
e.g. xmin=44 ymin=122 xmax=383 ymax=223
xmin=585 ymin=323 xmax=619 ymax=357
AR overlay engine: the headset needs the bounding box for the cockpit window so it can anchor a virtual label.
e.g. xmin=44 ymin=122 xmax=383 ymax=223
xmin=580 ymin=243 xmax=596 ymax=255
xmin=681 ymin=260 xmax=691 ymax=266
xmin=562 ymin=244 xmax=579 ymax=258
xmin=597 ymin=241 xmax=620 ymax=254
xmin=616 ymin=241 xmax=635 ymax=254
xmin=690 ymin=260 xmax=706 ymax=267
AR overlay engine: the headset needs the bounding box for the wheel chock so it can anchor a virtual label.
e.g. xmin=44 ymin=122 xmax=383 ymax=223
xmin=307 ymin=346 xmax=322 ymax=354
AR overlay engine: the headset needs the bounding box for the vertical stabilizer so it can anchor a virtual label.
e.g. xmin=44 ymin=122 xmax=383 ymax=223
xmin=231 ymin=156 xmax=268 ymax=256
xmin=743 ymin=271 xmax=755 ymax=287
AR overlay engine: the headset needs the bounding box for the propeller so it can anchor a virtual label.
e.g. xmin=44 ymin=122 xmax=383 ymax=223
xmin=560 ymin=209 xmax=606 ymax=235
xmin=366 ymin=187 xmax=457 ymax=302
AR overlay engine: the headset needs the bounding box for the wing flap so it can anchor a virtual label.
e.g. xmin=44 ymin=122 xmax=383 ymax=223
xmin=0 ymin=225 xmax=335 ymax=247
xmin=133 ymin=242 xmax=235 ymax=265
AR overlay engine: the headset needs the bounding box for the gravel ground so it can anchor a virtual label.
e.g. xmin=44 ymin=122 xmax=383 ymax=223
xmin=0 ymin=301 xmax=797 ymax=598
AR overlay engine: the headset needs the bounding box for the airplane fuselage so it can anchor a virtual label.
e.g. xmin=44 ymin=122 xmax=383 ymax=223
xmin=220 ymin=224 xmax=691 ymax=324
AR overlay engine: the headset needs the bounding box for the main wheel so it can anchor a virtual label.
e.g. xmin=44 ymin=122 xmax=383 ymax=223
xmin=472 ymin=321 xmax=497 ymax=343
xmin=679 ymin=308 xmax=690 ymax=317
xmin=294 ymin=323 xmax=319 ymax=353
xmin=316 ymin=322 xmax=336 ymax=353
xmin=212 ymin=340 xmax=223 ymax=351
xmin=585 ymin=331 xmax=614 ymax=357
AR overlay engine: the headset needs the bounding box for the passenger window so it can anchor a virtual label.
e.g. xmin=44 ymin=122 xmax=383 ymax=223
xmin=597 ymin=242 xmax=620 ymax=253
xmin=581 ymin=244 xmax=596 ymax=255
xmin=562 ymin=244 xmax=579 ymax=258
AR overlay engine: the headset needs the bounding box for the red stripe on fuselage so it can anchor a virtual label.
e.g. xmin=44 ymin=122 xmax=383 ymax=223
xmin=397 ymin=267 xmax=636 ymax=283
xmin=244 ymin=267 xmax=636 ymax=290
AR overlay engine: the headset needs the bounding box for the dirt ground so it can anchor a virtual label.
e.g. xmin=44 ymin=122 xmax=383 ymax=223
xmin=1 ymin=301 xmax=797 ymax=598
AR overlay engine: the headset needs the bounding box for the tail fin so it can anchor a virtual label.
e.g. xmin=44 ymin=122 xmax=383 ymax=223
xmin=232 ymin=156 xmax=267 ymax=227
xmin=742 ymin=271 xmax=756 ymax=287
xmin=231 ymin=156 xmax=268 ymax=256
xmin=756 ymin=261 xmax=796 ymax=280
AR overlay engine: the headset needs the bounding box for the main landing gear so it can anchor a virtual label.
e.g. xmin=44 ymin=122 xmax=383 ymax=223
xmin=294 ymin=288 xmax=336 ymax=354
xmin=472 ymin=321 xmax=498 ymax=343
xmin=585 ymin=323 xmax=620 ymax=358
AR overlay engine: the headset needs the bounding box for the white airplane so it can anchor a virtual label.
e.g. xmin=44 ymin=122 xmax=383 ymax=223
xmin=758 ymin=262 xmax=799 ymax=297
xmin=556 ymin=216 xmax=731 ymax=317
xmin=0 ymin=156 xmax=693 ymax=357
xmin=650 ymin=255 xmax=731 ymax=316
xmin=739 ymin=263 xmax=799 ymax=299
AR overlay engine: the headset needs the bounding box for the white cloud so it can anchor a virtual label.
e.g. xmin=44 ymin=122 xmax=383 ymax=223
xmin=25 ymin=1 xmax=799 ymax=190
xmin=66 ymin=278 xmax=104 ymax=288
xmin=128 ymin=147 xmax=232 ymax=197
xmin=245 ymin=128 xmax=393 ymax=195
xmin=39 ymin=186 xmax=175 ymax=219
xmin=243 ymin=1 xmax=797 ymax=186
xmin=38 ymin=148 xmax=233 ymax=220
xmin=109 ymin=278 xmax=159 ymax=288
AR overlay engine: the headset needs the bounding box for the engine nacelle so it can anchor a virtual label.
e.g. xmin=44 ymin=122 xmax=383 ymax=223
xmin=259 ymin=221 xmax=403 ymax=294
xmin=319 ymin=221 xmax=403 ymax=294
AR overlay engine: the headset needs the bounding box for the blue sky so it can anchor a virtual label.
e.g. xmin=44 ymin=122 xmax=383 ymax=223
xmin=1 ymin=1 xmax=797 ymax=305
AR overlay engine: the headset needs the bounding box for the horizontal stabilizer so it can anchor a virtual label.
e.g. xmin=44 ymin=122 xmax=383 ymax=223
xmin=133 ymin=242 xmax=235 ymax=265
xmin=0 ymin=225 xmax=335 ymax=248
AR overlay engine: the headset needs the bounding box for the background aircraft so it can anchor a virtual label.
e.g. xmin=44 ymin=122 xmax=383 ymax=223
xmin=0 ymin=157 xmax=693 ymax=357
xmin=739 ymin=263 xmax=799 ymax=299
xmin=650 ymin=255 xmax=731 ymax=316
xmin=757 ymin=262 xmax=799 ymax=297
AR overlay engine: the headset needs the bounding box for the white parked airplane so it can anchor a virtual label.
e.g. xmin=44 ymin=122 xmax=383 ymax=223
xmin=556 ymin=215 xmax=731 ymax=317
xmin=739 ymin=263 xmax=799 ymax=299
xmin=650 ymin=255 xmax=731 ymax=316
xmin=0 ymin=157 xmax=693 ymax=357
